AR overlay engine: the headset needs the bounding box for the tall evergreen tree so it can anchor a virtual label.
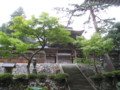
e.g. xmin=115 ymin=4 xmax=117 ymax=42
xmin=10 ymin=7 xmax=26 ymax=20
xmin=0 ymin=7 xmax=29 ymax=42
xmin=107 ymin=22 xmax=120 ymax=50
xmin=57 ymin=1 xmax=115 ymax=71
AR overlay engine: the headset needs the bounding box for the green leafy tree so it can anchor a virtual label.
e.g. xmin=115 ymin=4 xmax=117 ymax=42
xmin=106 ymin=22 xmax=120 ymax=66
xmin=75 ymin=33 xmax=114 ymax=74
xmin=57 ymin=1 xmax=115 ymax=71
xmin=0 ymin=7 xmax=26 ymax=41
xmin=0 ymin=31 xmax=12 ymax=57
xmin=107 ymin=22 xmax=120 ymax=50
xmin=9 ymin=12 xmax=73 ymax=74
xmin=0 ymin=31 xmax=23 ymax=58
xmin=0 ymin=23 xmax=9 ymax=33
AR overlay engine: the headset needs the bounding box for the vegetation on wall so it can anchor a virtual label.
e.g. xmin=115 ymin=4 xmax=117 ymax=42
xmin=90 ymin=70 xmax=120 ymax=90
xmin=0 ymin=73 xmax=69 ymax=89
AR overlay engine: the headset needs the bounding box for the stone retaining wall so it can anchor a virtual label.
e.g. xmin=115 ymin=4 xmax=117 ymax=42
xmin=0 ymin=63 xmax=60 ymax=74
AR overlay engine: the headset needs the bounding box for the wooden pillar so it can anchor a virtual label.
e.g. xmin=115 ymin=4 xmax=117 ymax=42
xmin=74 ymin=50 xmax=77 ymax=58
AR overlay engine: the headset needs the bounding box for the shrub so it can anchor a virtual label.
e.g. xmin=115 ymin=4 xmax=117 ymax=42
xmin=103 ymin=71 xmax=120 ymax=82
xmin=0 ymin=73 xmax=13 ymax=81
xmin=90 ymin=71 xmax=120 ymax=83
xmin=90 ymin=74 xmax=104 ymax=82
xmin=37 ymin=74 xmax=47 ymax=82
xmin=112 ymin=70 xmax=120 ymax=76
xmin=55 ymin=73 xmax=69 ymax=80
xmin=0 ymin=73 xmax=13 ymax=86
xmin=14 ymin=74 xmax=27 ymax=80
xmin=28 ymin=73 xmax=37 ymax=80
xmin=54 ymin=73 xmax=69 ymax=86
xmin=90 ymin=74 xmax=104 ymax=80
xmin=103 ymin=72 xmax=115 ymax=78
xmin=37 ymin=74 xmax=47 ymax=79
xmin=48 ymin=74 xmax=55 ymax=80
xmin=113 ymin=70 xmax=120 ymax=80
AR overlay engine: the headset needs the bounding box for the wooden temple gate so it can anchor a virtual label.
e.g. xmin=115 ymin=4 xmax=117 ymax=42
xmin=0 ymin=49 xmax=82 ymax=63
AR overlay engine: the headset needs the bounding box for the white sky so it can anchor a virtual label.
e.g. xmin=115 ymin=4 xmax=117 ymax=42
xmin=0 ymin=0 xmax=84 ymax=24
xmin=0 ymin=0 xmax=120 ymax=38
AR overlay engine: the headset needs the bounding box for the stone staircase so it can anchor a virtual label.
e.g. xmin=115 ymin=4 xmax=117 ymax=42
xmin=61 ymin=64 xmax=95 ymax=90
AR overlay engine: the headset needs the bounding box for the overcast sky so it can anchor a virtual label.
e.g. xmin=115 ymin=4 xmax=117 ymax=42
xmin=0 ymin=0 xmax=120 ymax=38
xmin=0 ymin=0 xmax=84 ymax=24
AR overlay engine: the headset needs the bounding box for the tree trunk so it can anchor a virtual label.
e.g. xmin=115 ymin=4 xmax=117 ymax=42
xmin=93 ymin=54 xmax=99 ymax=74
xmin=90 ymin=6 xmax=115 ymax=72
xmin=104 ymin=54 xmax=115 ymax=72
xmin=90 ymin=6 xmax=99 ymax=33
xmin=27 ymin=60 xmax=32 ymax=74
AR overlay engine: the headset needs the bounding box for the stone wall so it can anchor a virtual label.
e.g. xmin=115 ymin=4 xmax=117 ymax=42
xmin=0 ymin=63 xmax=60 ymax=74
xmin=0 ymin=76 xmax=66 ymax=90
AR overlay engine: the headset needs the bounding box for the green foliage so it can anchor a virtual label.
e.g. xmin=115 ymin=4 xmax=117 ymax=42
xmin=55 ymin=73 xmax=69 ymax=80
xmin=37 ymin=74 xmax=47 ymax=79
xmin=0 ymin=32 xmax=12 ymax=58
xmin=90 ymin=74 xmax=104 ymax=81
xmin=49 ymin=73 xmax=69 ymax=81
xmin=47 ymin=26 xmax=73 ymax=45
xmin=0 ymin=7 xmax=26 ymax=39
xmin=1 ymin=12 xmax=73 ymax=74
xmin=106 ymin=22 xmax=120 ymax=50
xmin=0 ymin=73 xmax=69 ymax=88
xmin=103 ymin=72 xmax=115 ymax=78
xmin=11 ymin=12 xmax=72 ymax=45
xmin=53 ymin=73 xmax=69 ymax=86
xmin=74 ymin=58 xmax=100 ymax=65
xmin=103 ymin=70 xmax=120 ymax=78
xmin=9 ymin=12 xmax=73 ymax=47
xmin=0 ymin=31 xmax=11 ymax=45
xmin=75 ymin=33 xmax=114 ymax=56
xmin=48 ymin=74 xmax=56 ymax=80
xmin=90 ymin=70 xmax=120 ymax=81
xmin=28 ymin=74 xmax=37 ymax=80
xmin=28 ymin=73 xmax=47 ymax=81
xmin=74 ymin=36 xmax=85 ymax=48
xmin=0 ymin=23 xmax=10 ymax=34
xmin=8 ymin=12 xmax=73 ymax=61
xmin=0 ymin=73 xmax=13 ymax=86
xmin=0 ymin=73 xmax=13 ymax=80
xmin=0 ymin=31 xmax=28 ymax=58
xmin=14 ymin=74 xmax=27 ymax=80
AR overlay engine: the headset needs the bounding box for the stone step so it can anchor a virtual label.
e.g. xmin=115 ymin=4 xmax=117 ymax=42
xmin=62 ymin=64 xmax=95 ymax=90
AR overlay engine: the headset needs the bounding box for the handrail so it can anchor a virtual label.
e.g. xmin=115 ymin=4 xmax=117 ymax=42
xmin=75 ymin=64 xmax=98 ymax=90
xmin=59 ymin=64 xmax=71 ymax=90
